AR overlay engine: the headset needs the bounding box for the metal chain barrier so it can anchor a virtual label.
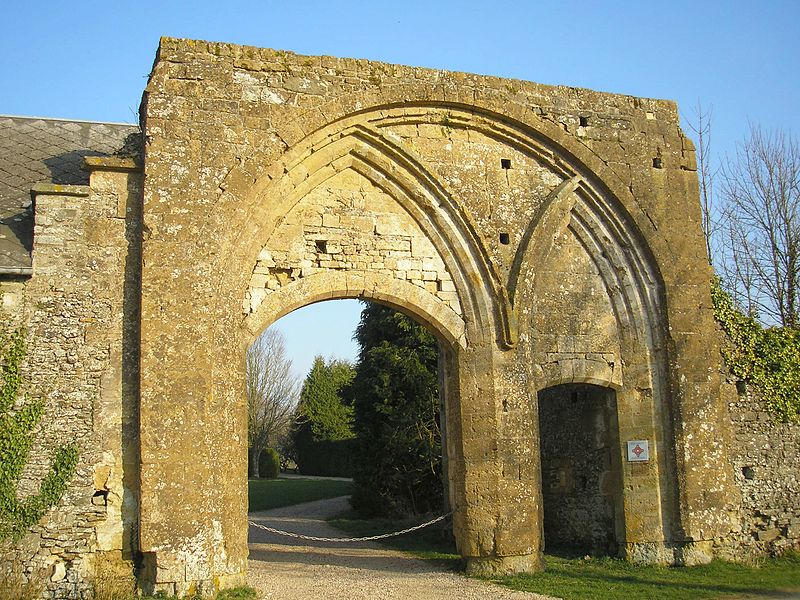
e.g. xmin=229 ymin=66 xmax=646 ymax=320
xmin=248 ymin=512 xmax=451 ymax=543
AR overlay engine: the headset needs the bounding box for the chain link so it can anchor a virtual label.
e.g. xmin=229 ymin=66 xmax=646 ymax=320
xmin=248 ymin=512 xmax=451 ymax=543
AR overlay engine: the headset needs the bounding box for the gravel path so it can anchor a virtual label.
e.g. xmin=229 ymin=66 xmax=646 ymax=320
xmin=247 ymin=495 xmax=555 ymax=600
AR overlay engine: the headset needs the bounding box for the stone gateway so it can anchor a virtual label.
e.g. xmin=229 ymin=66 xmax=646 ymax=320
xmin=1 ymin=38 xmax=797 ymax=598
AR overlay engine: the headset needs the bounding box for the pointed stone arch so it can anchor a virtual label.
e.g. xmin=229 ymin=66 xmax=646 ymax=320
xmin=137 ymin=43 xmax=735 ymax=594
xmin=222 ymin=120 xmax=515 ymax=352
xmin=508 ymin=157 xmax=681 ymax=559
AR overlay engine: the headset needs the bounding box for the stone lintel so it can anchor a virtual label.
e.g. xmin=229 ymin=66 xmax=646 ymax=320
xmin=84 ymin=155 xmax=143 ymax=172
xmin=30 ymin=183 xmax=90 ymax=198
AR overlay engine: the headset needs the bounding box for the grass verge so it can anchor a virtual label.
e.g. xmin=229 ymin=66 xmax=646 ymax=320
xmin=329 ymin=513 xmax=800 ymax=600
xmin=248 ymin=476 xmax=352 ymax=512
xmin=489 ymin=552 xmax=800 ymax=600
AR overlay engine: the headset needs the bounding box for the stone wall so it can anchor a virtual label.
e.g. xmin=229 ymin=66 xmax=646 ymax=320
xmin=136 ymin=37 xmax=734 ymax=592
xmin=725 ymin=381 xmax=800 ymax=555
xmin=539 ymin=384 xmax=622 ymax=556
xmin=2 ymin=37 xmax=796 ymax=597
xmin=245 ymin=168 xmax=461 ymax=318
xmin=0 ymin=159 xmax=142 ymax=598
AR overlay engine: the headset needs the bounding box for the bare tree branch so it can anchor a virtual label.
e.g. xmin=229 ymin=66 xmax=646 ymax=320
xmin=718 ymin=125 xmax=800 ymax=327
xmin=247 ymin=327 xmax=299 ymax=477
xmin=687 ymin=101 xmax=720 ymax=264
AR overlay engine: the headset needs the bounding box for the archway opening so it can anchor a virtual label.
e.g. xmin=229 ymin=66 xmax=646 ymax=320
xmin=245 ymin=298 xmax=361 ymax=483
xmin=538 ymin=383 xmax=624 ymax=557
xmin=245 ymin=297 xmax=456 ymax=592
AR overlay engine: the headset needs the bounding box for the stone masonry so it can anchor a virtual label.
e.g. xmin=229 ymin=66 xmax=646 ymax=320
xmin=0 ymin=37 xmax=797 ymax=597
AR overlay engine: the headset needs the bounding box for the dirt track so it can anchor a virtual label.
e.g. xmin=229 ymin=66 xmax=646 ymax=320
xmin=247 ymin=495 xmax=554 ymax=600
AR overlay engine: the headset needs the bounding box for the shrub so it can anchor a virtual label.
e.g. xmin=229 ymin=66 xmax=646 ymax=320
xmin=259 ymin=448 xmax=280 ymax=479
xmin=294 ymin=438 xmax=354 ymax=477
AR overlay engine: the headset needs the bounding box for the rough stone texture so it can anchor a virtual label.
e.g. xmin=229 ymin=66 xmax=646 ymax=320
xmin=539 ymin=384 xmax=622 ymax=556
xmin=722 ymin=381 xmax=800 ymax=557
xmin=136 ymin=37 xmax=734 ymax=592
xmin=0 ymin=36 xmax=796 ymax=597
xmin=1 ymin=159 xmax=142 ymax=598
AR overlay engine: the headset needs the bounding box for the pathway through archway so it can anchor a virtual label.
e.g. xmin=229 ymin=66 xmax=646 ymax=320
xmin=247 ymin=496 xmax=552 ymax=599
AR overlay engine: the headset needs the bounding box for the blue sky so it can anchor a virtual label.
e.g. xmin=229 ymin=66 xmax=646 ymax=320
xmin=2 ymin=1 xmax=797 ymax=379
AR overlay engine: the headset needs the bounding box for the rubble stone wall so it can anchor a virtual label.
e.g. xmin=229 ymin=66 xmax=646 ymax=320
xmin=539 ymin=384 xmax=623 ymax=556
xmin=725 ymin=382 xmax=800 ymax=556
xmin=1 ymin=161 xmax=142 ymax=599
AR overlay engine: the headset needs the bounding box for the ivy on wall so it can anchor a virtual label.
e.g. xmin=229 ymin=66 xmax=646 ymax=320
xmin=711 ymin=277 xmax=800 ymax=423
xmin=0 ymin=326 xmax=78 ymax=541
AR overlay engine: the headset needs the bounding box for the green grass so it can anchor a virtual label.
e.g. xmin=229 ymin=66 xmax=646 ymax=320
xmin=329 ymin=513 xmax=800 ymax=600
xmin=215 ymin=587 xmax=258 ymax=600
xmin=139 ymin=588 xmax=257 ymax=600
xmin=248 ymin=477 xmax=352 ymax=512
xmin=489 ymin=552 xmax=800 ymax=600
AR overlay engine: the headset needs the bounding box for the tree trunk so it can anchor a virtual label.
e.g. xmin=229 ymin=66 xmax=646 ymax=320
xmin=249 ymin=446 xmax=261 ymax=478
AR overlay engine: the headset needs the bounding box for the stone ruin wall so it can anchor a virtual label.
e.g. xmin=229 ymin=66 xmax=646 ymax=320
xmin=245 ymin=167 xmax=461 ymax=318
xmin=0 ymin=37 xmax=797 ymax=597
xmin=723 ymin=381 xmax=800 ymax=556
xmin=1 ymin=161 xmax=142 ymax=599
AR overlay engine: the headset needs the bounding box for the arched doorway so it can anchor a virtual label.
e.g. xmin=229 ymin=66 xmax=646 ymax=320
xmin=538 ymin=383 xmax=624 ymax=556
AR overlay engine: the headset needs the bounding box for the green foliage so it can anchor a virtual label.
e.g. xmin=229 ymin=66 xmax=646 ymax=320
xmin=0 ymin=326 xmax=79 ymax=541
xmin=292 ymin=438 xmax=355 ymax=477
xmin=712 ymin=277 xmax=800 ymax=422
xmin=348 ymin=303 xmax=443 ymax=517
xmin=297 ymin=356 xmax=355 ymax=441
xmin=260 ymin=448 xmax=280 ymax=479
xmin=89 ymin=587 xmax=257 ymax=600
xmin=215 ymin=586 xmax=258 ymax=600
xmin=292 ymin=356 xmax=355 ymax=476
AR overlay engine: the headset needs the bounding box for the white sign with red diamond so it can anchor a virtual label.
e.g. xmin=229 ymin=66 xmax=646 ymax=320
xmin=627 ymin=440 xmax=650 ymax=462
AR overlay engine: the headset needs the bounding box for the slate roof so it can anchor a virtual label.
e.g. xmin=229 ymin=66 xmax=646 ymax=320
xmin=0 ymin=115 xmax=140 ymax=271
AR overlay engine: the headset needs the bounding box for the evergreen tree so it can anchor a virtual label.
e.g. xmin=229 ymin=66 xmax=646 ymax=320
xmin=292 ymin=356 xmax=355 ymax=475
xmin=348 ymin=303 xmax=443 ymax=516
xmin=297 ymin=356 xmax=356 ymax=441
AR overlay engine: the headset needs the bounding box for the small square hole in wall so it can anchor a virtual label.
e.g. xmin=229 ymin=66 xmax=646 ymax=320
xmin=499 ymin=232 xmax=510 ymax=245
xmin=652 ymin=157 xmax=663 ymax=169
xmin=579 ymin=116 xmax=589 ymax=127
xmin=315 ymin=240 xmax=328 ymax=253
xmin=742 ymin=466 xmax=755 ymax=480
xmin=501 ymin=158 xmax=512 ymax=169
